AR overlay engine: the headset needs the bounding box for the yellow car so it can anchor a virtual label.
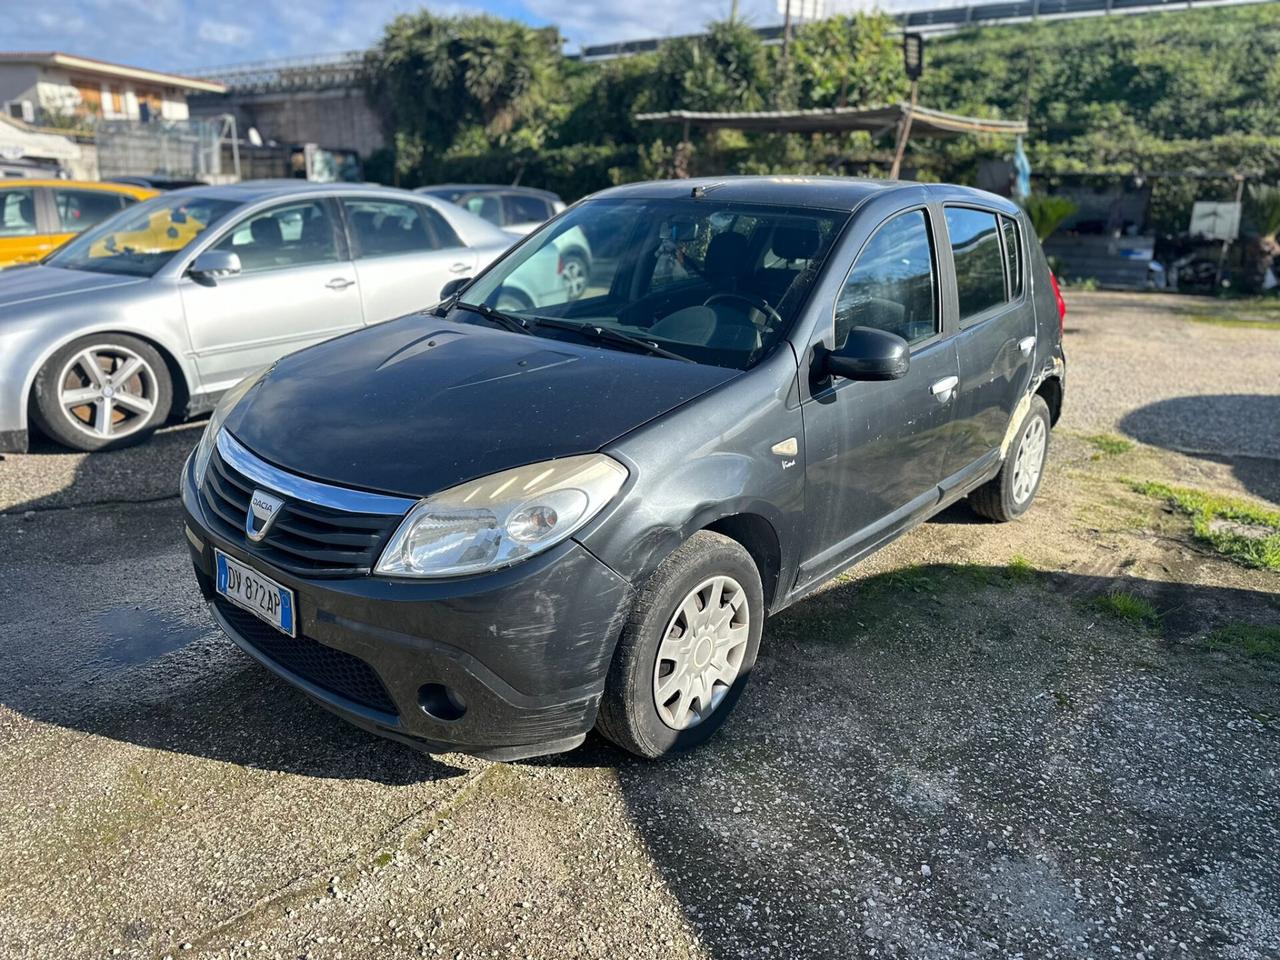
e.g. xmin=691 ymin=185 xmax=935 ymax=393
xmin=0 ymin=179 xmax=157 ymax=268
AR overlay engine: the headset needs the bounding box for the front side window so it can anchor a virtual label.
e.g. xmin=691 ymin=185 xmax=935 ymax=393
xmin=342 ymin=199 xmax=462 ymax=257
xmin=457 ymin=197 xmax=847 ymax=371
xmin=0 ymin=188 xmax=38 ymax=237
xmin=54 ymin=189 xmax=131 ymax=233
xmin=946 ymin=207 xmax=1007 ymax=320
xmin=835 ymin=209 xmax=938 ymax=348
xmin=215 ymin=200 xmax=339 ymax=273
xmin=45 ymin=194 xmax=239 ymax=277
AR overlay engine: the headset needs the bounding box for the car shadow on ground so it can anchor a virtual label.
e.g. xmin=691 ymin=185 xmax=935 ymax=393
xmin=577 ymin=564 xmax=1280 ymax=957
xmin=1119 ymin=394 xmax=1280 ymax=504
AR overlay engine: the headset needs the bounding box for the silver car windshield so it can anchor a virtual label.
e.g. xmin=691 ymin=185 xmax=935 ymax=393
xmin=45 ymin=194 xmax=240 ymax=278
xmin=456 ymin=197 xmax=847 ymax=371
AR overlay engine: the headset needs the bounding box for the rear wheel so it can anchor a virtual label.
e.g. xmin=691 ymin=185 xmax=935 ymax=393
xmin=969 ymin=394 xmax=1051 ymax=522
xmin=597 ymin=531 xmax=763 ymax=758
xmin=31 ymin=334 xmax=172 ymax=452
xmin=559 ymin=252 xmax=589 ymax=301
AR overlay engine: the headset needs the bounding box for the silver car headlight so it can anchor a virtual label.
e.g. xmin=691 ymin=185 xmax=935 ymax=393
xmin=191 ymin=366 xmax=272 ymax=487
xmin=375 ymin=454 xmax=629 ymax=578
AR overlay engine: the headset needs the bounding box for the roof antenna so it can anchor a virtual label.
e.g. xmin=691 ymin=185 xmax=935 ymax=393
xmin=690 ymin=185 xmax=704 ymax=198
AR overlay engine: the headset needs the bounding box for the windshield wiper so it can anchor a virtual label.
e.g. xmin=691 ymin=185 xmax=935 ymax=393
xmin=525 ymin=316 xmax=694 ymax=363
xmin=452 ymin=300 xmax=533 ymax=336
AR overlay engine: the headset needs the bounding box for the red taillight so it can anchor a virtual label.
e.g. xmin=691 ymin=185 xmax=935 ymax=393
xmin=1049 ymin=272 xmax=1067 ymax=336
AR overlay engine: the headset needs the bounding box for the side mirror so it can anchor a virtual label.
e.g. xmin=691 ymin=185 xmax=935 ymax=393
xmin=439 ymin=276 xmax=471 ymax=300
xmin=188 ymin=249 xmax=241 ymax=285
xmin=823 ymin=326 xmax=910 ymax=381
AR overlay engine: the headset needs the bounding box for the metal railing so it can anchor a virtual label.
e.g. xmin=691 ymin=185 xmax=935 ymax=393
xmin=191 ymin=51 xmax=366 ymax=94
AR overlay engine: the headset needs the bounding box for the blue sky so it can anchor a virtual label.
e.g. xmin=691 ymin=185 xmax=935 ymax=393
xmin=8 ymin=0 xmax=928 ymax=73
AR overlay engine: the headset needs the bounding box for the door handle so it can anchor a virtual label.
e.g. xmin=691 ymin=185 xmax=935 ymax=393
xmin=930 ymin=376 xmax=959 ymax=402
xmin=448 ymin=262 xmax=470 ymax=274
xmin=325 ymin=277 xmax=355 ymax=290
xmin=1018 ymin=336 xmax=1036 ymax=355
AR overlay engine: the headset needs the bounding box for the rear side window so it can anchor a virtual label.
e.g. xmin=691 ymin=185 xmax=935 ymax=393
xmin=1000 ymin=214 xmax=1022 ymax=299
xmin=342 ymin=199 xmax=462 ymax=257
xmin=835 ymin=209 xmax=938 ymax=348
xmin=0 ymin=188 xmax=38 ymax=236
xmin=460 ymin=194 xmax=502 ymax=227
xmin=504 ymin=193 xmax=551 ymax=224
xmin=945 ymin=207 xmax=1006 ymax=321
xmin=54 ymin=189 xmax=130 ymax=233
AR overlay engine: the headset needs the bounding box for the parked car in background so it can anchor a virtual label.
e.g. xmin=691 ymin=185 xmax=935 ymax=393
xmin=0 ymin=181 xmax=512 ymax=453
xmin=415 ymin=184 xmax=565 ymax=235
xmin=0 ymin=179 xmax=157 ymax=268
xmin=108 ymin=175 xmax=210 ymax=191
xmin=180 ymin=176 xmax=1067 ymax=762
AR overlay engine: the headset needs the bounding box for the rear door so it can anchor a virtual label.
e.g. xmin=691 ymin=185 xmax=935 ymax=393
xmin=0 ymin=186 xmax=53 ymax=266
xmin=181 ymin=197 xmax=363 ymax=389
xmin=340 ymin=196 xmax=478 ymax=320
xmin=797 ymin=206 xmax=960 ymax=585
xmin=501 ymin=192 xmax=552 ymax=235
xmin=939 ymin=206 xmax=1037 ymax=488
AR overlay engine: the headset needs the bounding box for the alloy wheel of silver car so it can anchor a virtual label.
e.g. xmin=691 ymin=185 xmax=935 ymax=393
xmin=652 ymin=575 xmax=751 ymax=731
xmin=560 ymin=255 xmax=588 ymax=300
xmin=1011 ymin=415 xmax=1047 ymax=504
xmin=57 ymin=345 xmax=159 ymax=441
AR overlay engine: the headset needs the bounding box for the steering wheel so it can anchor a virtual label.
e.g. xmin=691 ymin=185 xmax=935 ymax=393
xmin=702 ymin=292 xmax=784 ymax=331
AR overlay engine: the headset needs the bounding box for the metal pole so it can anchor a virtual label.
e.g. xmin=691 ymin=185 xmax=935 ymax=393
xmin=782 ymin=0 xmax=793 ymax=71
xmin=1215 ymin=173 xmax=1245 ymax=290
xmin=889 ymin=81 xmax=918 ymax=180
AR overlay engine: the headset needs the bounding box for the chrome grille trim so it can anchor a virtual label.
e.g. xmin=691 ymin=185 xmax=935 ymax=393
xmin=217 ymin=430 xmax=417 ymax=515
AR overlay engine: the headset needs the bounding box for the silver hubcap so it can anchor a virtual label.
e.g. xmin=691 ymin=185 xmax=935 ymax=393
xmin=561 ymin=257 xmax=587 ymax=299
xmin=58 ymin=345 xmax=158 ymax=440
xmin=653 ymin=575 xmax=750 ymax=731
xmin=1011 ymin=415 xmax=1047 ymax=504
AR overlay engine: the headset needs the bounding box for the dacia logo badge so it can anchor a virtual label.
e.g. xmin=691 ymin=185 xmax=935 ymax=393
xmin=246 ymin=489 xmax=285 ymax=542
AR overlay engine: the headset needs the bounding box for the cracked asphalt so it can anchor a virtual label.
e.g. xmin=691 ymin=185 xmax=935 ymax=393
xmin=0 ymin=291 xmax=1277 ymax=959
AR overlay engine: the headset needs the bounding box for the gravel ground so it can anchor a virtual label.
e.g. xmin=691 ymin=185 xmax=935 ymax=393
xmin=0 ymin=291 xmax=1277 ymax=959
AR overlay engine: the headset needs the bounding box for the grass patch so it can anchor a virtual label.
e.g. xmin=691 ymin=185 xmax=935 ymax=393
xmin=1095 ymin=589 xmax=1160 ymax=625
xmin=1085 ymin=434 xmax=1134 ymax=456
xmin=1186 ymin=314 xmax=1280 ymax=331
xmin=1209 ymin=623 xmax=1280 ymax=660
xmin=1006 ymin=554 xmax=1038 ymax=582
xmin=1130 ymin=480 xmax=1280 ymax=570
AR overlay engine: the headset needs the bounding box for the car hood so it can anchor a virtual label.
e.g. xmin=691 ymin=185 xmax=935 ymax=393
xmin=224 ymin=314 xmax=739 ymax=498
xmin=0 ymin=265 xmax=145 ymax=310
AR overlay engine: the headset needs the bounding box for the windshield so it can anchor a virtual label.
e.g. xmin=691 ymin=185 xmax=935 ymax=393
xmin=455 ymin=197 xmax=847 ymax=370
xmin=45 ymin=194 xmax=240 ymax=277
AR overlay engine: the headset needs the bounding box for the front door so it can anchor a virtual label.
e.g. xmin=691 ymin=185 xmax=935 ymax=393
xmin=339 ymin=197 xmax=478 ymax=320
xmin=939 ymin=207 xmax=1037 ymax=486
xmin=181 ymin=198 xmax=363 ymax=391
xmin=798 ymin=207 xmax=959 ymax=586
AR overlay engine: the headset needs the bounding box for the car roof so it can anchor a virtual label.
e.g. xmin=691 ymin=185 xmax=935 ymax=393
xmin=588 ymin=176 xmax=1016 ymax=214
xmin=416 ymin=184 xmax=562 ymax=201
xmin=164 ymin=179 xmax=426 ymax=203
xmin=0 ymin=178 xmax=156 ymax=199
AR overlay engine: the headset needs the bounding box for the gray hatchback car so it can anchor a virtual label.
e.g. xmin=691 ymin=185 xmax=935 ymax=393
xmin=181 ymin=177 xmax=1067 ymax=761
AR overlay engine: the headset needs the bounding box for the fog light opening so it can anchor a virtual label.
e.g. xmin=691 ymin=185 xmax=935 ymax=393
xmin=418 ymin=683 xmax=466 ymax=722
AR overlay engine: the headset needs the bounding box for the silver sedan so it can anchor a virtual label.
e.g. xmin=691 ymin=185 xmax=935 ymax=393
xmin=0 ymin=180 xmax=514 ymax=452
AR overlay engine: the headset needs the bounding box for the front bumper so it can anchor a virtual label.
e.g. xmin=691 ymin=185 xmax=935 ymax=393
xmin=182 ymin=458 xmax=635 ymax=761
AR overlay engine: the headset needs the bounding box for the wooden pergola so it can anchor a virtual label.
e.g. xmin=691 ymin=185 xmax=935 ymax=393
xmin=634 ymin=102 xmax=1028 ymax=178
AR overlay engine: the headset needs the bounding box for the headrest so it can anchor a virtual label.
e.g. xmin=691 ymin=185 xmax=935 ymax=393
xmin=250 ymin=217 xmax=283 ymax=247
xmin=705 ymin=231 xmax=751 ymax=278
xmin=771 ymin=225 xmax=820 ymax=261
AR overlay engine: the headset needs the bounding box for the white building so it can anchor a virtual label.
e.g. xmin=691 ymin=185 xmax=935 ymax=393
xmin=0 ymin=51 xmax=225 ymax=127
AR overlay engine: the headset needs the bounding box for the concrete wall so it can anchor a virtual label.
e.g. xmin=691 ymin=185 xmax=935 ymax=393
xmin=189 ymin=86 xmax=384 ymax=156
xmin=0 ymin=64 xmax=42 ymax=114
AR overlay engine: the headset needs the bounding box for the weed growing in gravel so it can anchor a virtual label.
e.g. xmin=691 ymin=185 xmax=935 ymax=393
xmin=1086 ymin=434 xmax=1134 ymax=457
xmin=1186 ymin=314 xmax=1280 ymax=331
xmin=1209 ymin=624 xmax=1280 ymax=660
xmin=1095 ymin=590 xmax=1160 ymax=625
xmin=1130 ymin=480 xmax=1280 ymax=570
xmin=1006 ymin=554 xmax=1038 ymax=582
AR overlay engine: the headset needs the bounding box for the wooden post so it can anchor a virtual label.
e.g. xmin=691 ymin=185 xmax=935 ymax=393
xmin=1215 ymin=173 xmax=1245 ymax=290
xmin=889 ymin=81 xmax=918 ymax=180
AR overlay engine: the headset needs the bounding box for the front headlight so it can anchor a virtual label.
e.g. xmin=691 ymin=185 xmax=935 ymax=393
xmin=191 ymin=365 xmax=273 ymax=487
xmin=375 ymin=454 xmax=629 ymax=578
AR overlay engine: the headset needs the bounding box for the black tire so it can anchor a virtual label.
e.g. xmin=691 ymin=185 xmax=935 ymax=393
xmin=494 ymin=286 xmax=534 ymax=312
xmin=30 ymin=334 xmax=173 ymax=452
xmin=597 ymin=531 xmax=764 ymax=759
xmin=969 ymin=394 xmax=1051 ymax=522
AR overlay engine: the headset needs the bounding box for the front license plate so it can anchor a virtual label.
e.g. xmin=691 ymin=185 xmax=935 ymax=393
xmin=215 ymin=549 xmax=296 ymax=637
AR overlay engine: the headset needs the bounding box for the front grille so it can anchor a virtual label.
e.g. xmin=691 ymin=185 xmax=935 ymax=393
xmin=215 ymin=597 xmax=398 ymax=715
xmin=200 ymin=447 xmax=401 ymax=576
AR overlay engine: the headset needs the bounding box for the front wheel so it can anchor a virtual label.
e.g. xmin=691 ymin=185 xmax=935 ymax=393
xmin=597 ymin=531 xmax=764 ymax=758
xmin=969 ymin=394 xmax=1051 ymax=522
xmin=30 ymin=334 xmax=173 ymax=452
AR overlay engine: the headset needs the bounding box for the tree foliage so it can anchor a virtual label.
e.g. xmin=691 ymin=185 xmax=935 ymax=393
xmin=789 ymin=15 xmax=906 ymax=109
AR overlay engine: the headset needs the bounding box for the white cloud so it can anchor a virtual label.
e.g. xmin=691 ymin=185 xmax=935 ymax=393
xmin=197 ymin=19 xmax=253 ymax=46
